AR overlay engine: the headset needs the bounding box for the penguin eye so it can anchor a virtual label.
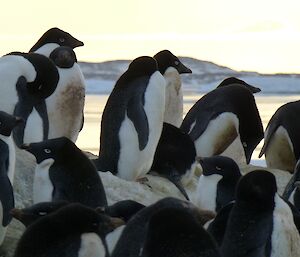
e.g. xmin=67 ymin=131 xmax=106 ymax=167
xmin=38 ymin=212 xmax=47 ymax=216
xmin=174 ymin=61 xmax=179 ymax=66
xmin=92 ymin=222 xmax=98 ymax=227
xmin=44 ymin=149 xmax=51 ymax=154
xmin=216 ymin=166 xmax=222 ymax=171
xmin=59 ymin=37 xmax=65 ymax=43
xmin=38 ymin=85 xmax=42 ymax=90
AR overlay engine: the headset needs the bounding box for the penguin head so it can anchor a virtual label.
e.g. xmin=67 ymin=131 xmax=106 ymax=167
xmin=49 ymin=46 xmax=77 ymax=68
xmin=29 ymin=27 xmax=84 ymax=52
xmin=21 ymin=136 xmax=77 ymax=164
xmin=198 ymin=156 xmax=242 ymax=183
xmin=96 ymin=200 xmax=145 ymax=223
xmin=128 ymin=56 xmax=158 ymax=77
xmin=0 ymin=111 xmax=23 ymax=136
xmin=217 ymin=77 xmax=261 ymax=94
xmin=236 ymin=170 xmax=277 ymax=211
xmin=10 ymin=201 xmax=69 ymax=227
xmin=142 ymin=207 xmax=220 ymax=257
xmin=154 ymin=50 xmax=192 ymax=75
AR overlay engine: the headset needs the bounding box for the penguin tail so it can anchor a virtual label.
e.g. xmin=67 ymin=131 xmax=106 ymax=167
xmin=166 ymin=172 xmax=190 ymax=201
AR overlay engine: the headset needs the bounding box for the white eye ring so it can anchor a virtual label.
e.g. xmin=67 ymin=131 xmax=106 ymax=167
xmin=175 ymin=61 xmax=179 ymax=65
xmin=44 ymin=149 xmax=51 ymax=154
xmin=216 ymin=166 xmax=222 ymax=171
xmin=59 ymin=38 xmax=65 ymax=43
xmin=38 ymin=212 xmax=47 ymax=216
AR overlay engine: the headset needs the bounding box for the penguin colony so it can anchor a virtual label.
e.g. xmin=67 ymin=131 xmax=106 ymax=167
xmin=0 ymin=28 xmax=299 ymax=257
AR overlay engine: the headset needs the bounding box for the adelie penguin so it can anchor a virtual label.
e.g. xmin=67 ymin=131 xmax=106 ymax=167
xmin=141 ymin=206 xmax=221 ymax=257
xmin=21 ymin=137 xmax=107 ymax=207
xmin=221 ymin=170 xmax=300 ymax=257
xmin=0 ymin=112 xmax=23 ymax=245
xmin=13 ymin=203 xmax=124 ymax=257
xmin=0 ymin=52 xmax=59 ymax=146
xmin=154 ymin=50 xmax=192 ymax=127
xmin=111 ymin=197 xmax=215 ymax=257
xmin=259 ymin=100 xmax=300 ymax=172
xmin=23 ymin=28 xmax=85 ymax=144
xmin=181 ymin=77 xmax=263 ymax=164
xmin=151 ymin=122 xmax=198 ymax=200
xmin=94 ymin=56 xmax=166 ymax=181
xmin=195 ymin=156 xmax=242 ymax=212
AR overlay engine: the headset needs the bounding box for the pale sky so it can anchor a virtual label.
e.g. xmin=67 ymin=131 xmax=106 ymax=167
xmin=1 ymin=0 xmax=300 ymax=73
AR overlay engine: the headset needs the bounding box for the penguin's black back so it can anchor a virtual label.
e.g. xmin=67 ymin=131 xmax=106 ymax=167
xmin=181 ymin=85 xmax=263 ymax=163
xmin=141 ymin=207 xmax=221 ymax=257
xmin=96 ymin=57 xmax=158 ymax=173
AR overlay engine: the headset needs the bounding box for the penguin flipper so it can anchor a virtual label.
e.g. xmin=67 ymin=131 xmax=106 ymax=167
xmin=35 ymin=100 xmax=49 ymax=140
xmin=187 ymin=112 xmax=220 ymax=141
xmin=13 ymin=76 xmax=33 ymax=147
xmin=0 ymin=175 xmax=14 ymax=226
xmin=127 ymin=96 xmax=149 ymax=150
xmin=258 ymin=121 xmax=279 ymax=158
xmin=165 ymin=171 xmax=190 ymax=201
xmin=79 ymin=111 xmax=84 ymax=132
xmin=282 ymin=159 xmax=300 ymax=200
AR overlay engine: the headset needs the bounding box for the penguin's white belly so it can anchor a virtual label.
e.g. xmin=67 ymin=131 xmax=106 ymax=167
xmin=0 ymin=202 xmax=7 ymax=245
xmin=79 ymin=233 xmax=106 ymax=257
xmin=271 ymin=195 xmax=300 ymax=257
xmin=0 ymin=135 xmax=16 ymax=183
xmin=33 ymin=159 xmax=54 ymax=203
xmin=194 ymin=174 xmax=222 ymax=212
xmin=47 ymin=67 xmax=85 ymax=142
xmin=118 ymin=71 xmax=165 ymax=180
xmin=163 ymin=69 xmax=183 ymax=127
xmin=106 ymin=225 xmax=125 ymax=254
xmin=23 ymin=108 xmax=44 ymax=144
xmin=194 ymin=113 xmax=241 ymax=160
xmin=265 ymin=126 xmax=295 ymax=172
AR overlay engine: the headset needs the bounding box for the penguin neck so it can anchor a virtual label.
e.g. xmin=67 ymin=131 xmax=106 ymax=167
xmin=34 ymin=43 xmax=60 ymax=57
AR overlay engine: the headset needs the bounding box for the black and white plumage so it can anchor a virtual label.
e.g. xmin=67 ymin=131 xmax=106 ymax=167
xmin=21 ymin=137 xmax=107 ymax=207
xmin=154 ymin=50 xmax=192 ymax=127
xmin=195 ymin=156 xmax=241 ymax=212
xmin=221 ymin=170 xmax=300 ymax=257
xmin=0 ymin=112 xmax=23 ymax=245
xmin=181 ymin=79 xmax=263 ymax=164
xmin=151 ymin=122 xmax=197 ymax=200
xmin=13 ymin=203 xmax=122 ymax=257
xmin=259 ymin=101 xmax=300 ymax=172
xmin=0 ymin=52 xmax=59 ymax=147
xmin=94 ymin=56 xmax=166 ymax=181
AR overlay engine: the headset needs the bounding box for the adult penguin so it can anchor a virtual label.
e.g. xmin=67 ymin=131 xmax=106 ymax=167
xmin=21 ymin=137 xmax=107 ymax=207
xmin=259 ymin=101 xmax=300 ymax=172
xmin=13 ymin=203 xmax=123 ymax=257
xmin=181 ymin=78 xmax=263 ymax=164
xmin=94 ymin=56 xmax=166 ymax=181
xmin=0 ymin=112 xmax=23 ymax=245
xmin=0 ymin=52 xmax=59 ymax=147
xmin=154 ymin=50 xmax=192 ymax=127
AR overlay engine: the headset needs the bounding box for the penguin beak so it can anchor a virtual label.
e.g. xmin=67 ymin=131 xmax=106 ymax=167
xmin=245 ymin=83 xmax=261 ymax=94
xmin=176 ymin=62 xmax=192 ymax=74
xmin=72 ymin=38 xmax=84 ymax=48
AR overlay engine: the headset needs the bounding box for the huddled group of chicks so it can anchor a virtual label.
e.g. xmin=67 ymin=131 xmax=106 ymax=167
xmin=0 ymin=27 xmax=300 ymax=257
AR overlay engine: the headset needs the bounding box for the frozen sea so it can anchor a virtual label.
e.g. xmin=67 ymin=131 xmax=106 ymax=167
xmin=77 ymin=75 xmax=300 ymax=167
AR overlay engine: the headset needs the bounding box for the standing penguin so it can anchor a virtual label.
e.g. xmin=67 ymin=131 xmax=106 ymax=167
xmin=141 ymin=207 xmax=221 ymax=257
xmin=151 ymin=122 xmax=198 ymax=200
xmin=0 ymin=112 xmax=23 ymax=245
xmin=29 ymin=27 xmax=84 ymax=56
xmin=221 ymin=170 xmax=300 ymax=257
xmin=195 ymin=156 xmax=242 ymax=212
xmin=21 ymin=137 xmax=107 ymax=207
xmin=94 ymin=56 xmax=166 ymax=181
xmin=181 ymin=79 xmax=263 ymax=164
xmin=25 ymin=28 xmax=85 ymax=144
xmin=259 ymin=101 xmax=300 ymax=172
xmin=154 ymin=50 xmax=192 ymax=127
xmin=13 ymin=203 xmax=122 ymax=257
